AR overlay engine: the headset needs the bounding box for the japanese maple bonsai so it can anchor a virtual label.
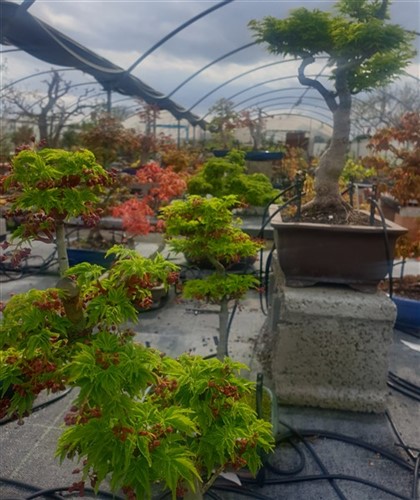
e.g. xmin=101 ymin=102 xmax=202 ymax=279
xmin=365 ymin=112 xmax=420 ymax=331
xmin=187 ymin=149 xmax=279 ymax=208
xmin=0 ymin=149 xmax=274 ymax=499
xmin=112 ymin=161 xmax=187 ymax=242
xmin=249 ymin=0 xmax=413 ymax=288
xmin=364 ymin=111 xmax=420 ymax=259
xmin=249 ymin=0 xmax=415 ymax=221
xmin=161 ymin=195 xmax=264 ymax=360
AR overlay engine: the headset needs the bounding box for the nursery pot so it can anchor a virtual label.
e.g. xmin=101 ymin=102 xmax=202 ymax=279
xmin=270 ymin=209 xmax=407 ymax=290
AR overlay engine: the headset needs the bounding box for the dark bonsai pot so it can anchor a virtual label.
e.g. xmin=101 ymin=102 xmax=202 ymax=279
xmin=270 ymin=209 xmax=407 ymax=290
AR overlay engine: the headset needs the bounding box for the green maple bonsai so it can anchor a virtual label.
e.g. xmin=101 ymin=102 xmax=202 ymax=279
xmin=249 ymin=0 xmax=415 ymax=220
xmin=161 ymin=195 xmax=264 ymax=360
xmin=0 ymin=149 xmax=274 ymax=499
xmin=1 ymin=147 xmax=115 ymax=275
xmin=187 ymin=150 xmax=279 ymax=207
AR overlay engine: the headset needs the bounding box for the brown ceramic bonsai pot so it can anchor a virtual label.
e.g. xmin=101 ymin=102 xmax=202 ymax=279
xmin=270 ymin=208 xmax=407 ymax=291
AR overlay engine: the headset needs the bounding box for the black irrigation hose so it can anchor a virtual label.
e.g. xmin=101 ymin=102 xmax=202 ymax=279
xmin=236 ymin=421 xmax=417 ymax=500
xmin=211 ymin=484 xmax=273 ymax=500
xmin=413 ymin=455 xmax=420 ymax=500
xmin=0 ymin=388 xmax=73 ymax=426
xmin=386 ymin=410 xmax=419 ymax=462
xmin=388 ymin=380 xmax=420 ymax=402
xmin=0 ymin=250 xmax=58 ymax=282
xmin=369 ymin=197 xmax=394 ymax=298
xmin=389 ymin=372 xmax=420 ymax=394
xmin=275 ymin=421 xmax=348 ymax=500
xmin=263 ymin=438 xmax=306 ymax=476
xmin=26 ymin=486 xmax=120 ymax=499
xmin=0 ymin=478 xmax=63 ymax=500
xmin=277 ymin=428 xmax=414 ymax=472
xmin=240 ymin=474 xmax=412 ymax=500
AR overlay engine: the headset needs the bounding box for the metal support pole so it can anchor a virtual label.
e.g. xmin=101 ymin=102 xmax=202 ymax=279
xmin=106 ymin=89 xmax=112 ymax=115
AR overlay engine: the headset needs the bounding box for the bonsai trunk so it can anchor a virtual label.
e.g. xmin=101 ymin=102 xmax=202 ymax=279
xmin=56 ymin=221 xmax=69 ymax=276
xmin=308 ymin=104 xmax=351 ymax=212
xmin=217 ymin=297 xmax=229 ymax=360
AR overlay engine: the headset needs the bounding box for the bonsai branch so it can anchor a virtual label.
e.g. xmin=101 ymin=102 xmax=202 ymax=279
xmin=298 ymin=56 xmax=337 ymax=112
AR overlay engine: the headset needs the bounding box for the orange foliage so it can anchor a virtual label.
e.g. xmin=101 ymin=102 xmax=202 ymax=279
xmin=112 ymin=162 xmax=187 ymax=236
xmin=364 ymin=112 xmax=420 ymax=206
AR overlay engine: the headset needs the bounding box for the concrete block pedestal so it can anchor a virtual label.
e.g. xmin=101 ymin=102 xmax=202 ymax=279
xmin=258 ymin=261 xmax=397 ymax=413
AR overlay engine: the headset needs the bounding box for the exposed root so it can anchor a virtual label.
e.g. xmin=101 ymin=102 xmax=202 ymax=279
xmin=297 ymin=198 xmax=372 ymax=225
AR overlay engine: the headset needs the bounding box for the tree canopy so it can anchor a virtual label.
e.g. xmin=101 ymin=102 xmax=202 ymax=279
xmin=249 ymin=0 xmax=415 ymax=109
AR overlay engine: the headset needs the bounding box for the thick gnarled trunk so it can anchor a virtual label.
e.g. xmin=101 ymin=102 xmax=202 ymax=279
xmin=305 ymin=103 xmax=351 ymax=212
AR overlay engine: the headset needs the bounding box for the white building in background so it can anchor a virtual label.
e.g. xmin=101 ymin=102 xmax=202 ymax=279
xmin=125 ymin=110 xmax=360 ymax=159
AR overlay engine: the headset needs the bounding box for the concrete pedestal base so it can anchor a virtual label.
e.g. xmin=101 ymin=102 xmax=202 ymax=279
xmin=258 ymin=259 xmax=396 ymax=413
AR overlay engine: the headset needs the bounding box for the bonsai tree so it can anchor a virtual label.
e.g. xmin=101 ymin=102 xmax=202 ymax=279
xmin=365 ymin=111 xmax=420 ymax=209
xmin=249 ymin=0 xmax=415 ymax=220
xmin=112 ymin=161 xmax=187 ymax=239
xmin=1 ymin=146 xmax=115 ymax=275
xmin=80 ymin=113 xmax=142 ymax=168
xmin=363 ymin=111 xmax=420 ymax=258
xmin=187 ymin=150 xmax=279 ymax=207
xmin=0 ymin=244 xmax=273 ymax=499
xmin=207 ymin=98 xmax=239 ymax=149
xmin=0 ymin=149 xmax=274 ymax=498
xmin=161 ymin=195 xmax=264 ymax=360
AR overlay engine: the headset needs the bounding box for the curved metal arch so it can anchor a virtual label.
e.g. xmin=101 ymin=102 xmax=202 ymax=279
xmin=189 ymin=57 xmax=318 ymax=113
xmin=124 ymin=0 xmax=235 ymax=76
xmin=1 ymin=68 xmax=78 ymax=93
xmin=166 ymin=42 xmax=257 ymax=98
xmin=24 ymin=81 xmax=104 ymax=113
xmin=239 ymin=96 xmax=328 ymax=114
xmin=233 ymin=86 xmax=321 ymax=109
xmin=251 ymin=98 xmax=371 ymax=125
xmin=264 ymin=111 xmax=333 ymax=130
xmin=198 ymin=71 xmax=330 ymax=121
xmin=226 ymin=74 xmax=330 ymax=104
xmin=250 ymin=105 xmax=334 ymax=125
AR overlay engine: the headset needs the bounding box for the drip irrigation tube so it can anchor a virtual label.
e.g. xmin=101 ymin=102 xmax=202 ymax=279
xmin=0 ymin=249 xmax=58 ymax=282
xmin=0 ymin=388 xmax=73 ymax=426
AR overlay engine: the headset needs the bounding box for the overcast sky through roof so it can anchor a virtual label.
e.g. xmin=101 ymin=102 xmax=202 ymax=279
xmin=1 ymin=0 xmax=419 ymax=125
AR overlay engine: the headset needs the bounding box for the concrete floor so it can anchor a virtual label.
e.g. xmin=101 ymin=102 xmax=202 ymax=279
xmin=0 ymin=240 xmax=419 ymax=499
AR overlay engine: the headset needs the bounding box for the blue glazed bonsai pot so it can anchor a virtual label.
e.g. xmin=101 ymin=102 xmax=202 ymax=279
xmin=212 ymin=150 xmax=284 ymax=161
xmin=67 ymin=248 xmax=114 ymax=268
xmin=392 ymin=295 xmax=420 ymax=333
